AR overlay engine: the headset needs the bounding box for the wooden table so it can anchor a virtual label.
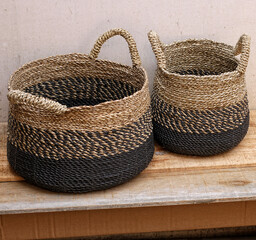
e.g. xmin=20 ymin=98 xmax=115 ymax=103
xmin=1 ymin=112 xmax=256 ymax=239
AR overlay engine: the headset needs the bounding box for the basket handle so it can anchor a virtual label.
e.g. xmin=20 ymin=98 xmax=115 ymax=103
xmin=233 ymin=34 xmax=251 ymax=74
xmin=7 ymin=90 xmax=67 ymax=114
xmin=148 ymin=31 xmax=166 ymax=69
xmin=89 ymin=28 xmax=141 ymax=67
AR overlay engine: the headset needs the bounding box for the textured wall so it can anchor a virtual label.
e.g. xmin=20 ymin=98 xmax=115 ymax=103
xmin=1 ymin=0 xmax=256 ymax=121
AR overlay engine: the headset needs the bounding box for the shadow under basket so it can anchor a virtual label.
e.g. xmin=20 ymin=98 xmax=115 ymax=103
xmin=7 ymin=29 xmax=154 ymax=193
xmin=148 ymin=31 xmax=250 ymax=156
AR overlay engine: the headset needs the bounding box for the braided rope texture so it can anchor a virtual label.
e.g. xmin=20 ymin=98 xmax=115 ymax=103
xmin=7 ymin=29 xmax=154 ymax=192
xmin=8 ymin=76 xmax=154 ymax=193
xmin=149 ymin=33 xmax=250 ymax=156
xmin=8 ymin=134 xmax=154 ymax=193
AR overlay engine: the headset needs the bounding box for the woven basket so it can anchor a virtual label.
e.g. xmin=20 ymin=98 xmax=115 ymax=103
xmin=7 ymin=28 xmax=154 ymax=193
xmin=148 ymin=31 xmax=250 ymax=156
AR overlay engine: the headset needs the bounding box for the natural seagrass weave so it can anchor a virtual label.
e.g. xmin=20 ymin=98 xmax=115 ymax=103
xmin=148 ymin=31 xmax=250 ymax=156
xmin=7 ymin=28 xmax=154 ymax=193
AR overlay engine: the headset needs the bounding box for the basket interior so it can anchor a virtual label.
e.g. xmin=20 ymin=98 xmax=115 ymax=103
xmin=24 ymin=76 xmax=139 ymax=107
xmin=165 ymin=43 xmax=238 ymax=76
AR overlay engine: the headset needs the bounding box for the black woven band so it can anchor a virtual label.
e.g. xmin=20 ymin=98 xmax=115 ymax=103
xmin=8 ymin=132 xmax=154 ymax=193
xmin=153 ymin=113 xmax=249 ymax=156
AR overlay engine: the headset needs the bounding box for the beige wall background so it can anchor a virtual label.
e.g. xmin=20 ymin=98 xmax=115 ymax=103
xmin=1 ymin=0 xmax=256 ymax=121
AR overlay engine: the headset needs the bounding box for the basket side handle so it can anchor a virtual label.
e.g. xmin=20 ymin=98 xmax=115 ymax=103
xmin=7 ymin=90 xmax=67 ymax=114
xmin=89 ymin=28 xmax=141 ymax=67
xmin=148 ymin=31 xmax=166 ymax=69
xmin=233 ymin=34 xmax=251 ymax=74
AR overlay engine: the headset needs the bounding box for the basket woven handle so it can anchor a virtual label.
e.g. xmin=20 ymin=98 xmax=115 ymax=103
xmin=234 ymin=34 xmax=251 ymax=74
xmin=89 ymin=28 xmax=141 ymax=67
xmin=148 ymin=31 xmax=166 ymax=69
xmin=7 ymin=90 xmax=67 ymax=114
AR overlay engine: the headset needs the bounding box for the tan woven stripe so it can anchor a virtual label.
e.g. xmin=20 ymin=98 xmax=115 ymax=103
xmin=148 ymin=33 xmax=250 ymax=111
xmin=9 ymin=83 xmax=150 ymax=131
xmin=9 ymin=54 xmax=144 ymax=92
xmin=8 ymin=62 xmax=150 ymax=131
xmin=8 ymin=110 xmax=153 ymax=160
xmin=154 ymin=68 xmax=247 ymax=110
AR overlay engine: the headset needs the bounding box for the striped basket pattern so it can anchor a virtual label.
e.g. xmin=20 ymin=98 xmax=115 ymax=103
xmin=148 ymin=31 xmax=250 ymax=156
xmin=7 ymin=29 xmax=154 ymax=193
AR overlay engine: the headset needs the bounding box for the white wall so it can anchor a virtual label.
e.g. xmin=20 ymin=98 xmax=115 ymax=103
xmin=1 ymin=0 xmax=256 ymax=121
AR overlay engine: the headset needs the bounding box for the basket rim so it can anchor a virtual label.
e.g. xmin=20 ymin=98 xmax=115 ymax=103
xmin=158 ymin=38 xmax=241 ymax=79
xmin=8 ymin=53 xmax=149 ymax=114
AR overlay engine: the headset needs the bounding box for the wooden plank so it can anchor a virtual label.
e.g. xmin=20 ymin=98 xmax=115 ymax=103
xmin=1 ymin=111 xmax=256 ymax=182
xmin=1 ymin=201 xmax=256 ymax=239
xmin=1 ymin=165 xmax=256 ymax=214
xmin=0 ymin=123 xmax=22 ymax=182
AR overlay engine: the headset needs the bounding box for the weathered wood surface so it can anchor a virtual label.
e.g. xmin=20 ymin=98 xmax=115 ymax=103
xmin=0 ymin=111 xmax=256 ymax=214
xmin=1 ymin=166 xmax=256 ymax=215
xmin=0 ymin=123 xmax=22 ymax=182
xmin=1 ymin=111 xmax=256 ymax=182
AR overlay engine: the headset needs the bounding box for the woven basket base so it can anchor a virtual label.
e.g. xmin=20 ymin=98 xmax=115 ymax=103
xmin=153 ymin=113 xmax=249 ymax=156
xmin=7 ymin=133 xmax=154 ymax=193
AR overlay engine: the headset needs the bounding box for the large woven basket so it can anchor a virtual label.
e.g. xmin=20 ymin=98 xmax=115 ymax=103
xmin=7 ymin=28 xmax=154 ymax=193
xmin=148 ymin=31 xmax=250 ymax=156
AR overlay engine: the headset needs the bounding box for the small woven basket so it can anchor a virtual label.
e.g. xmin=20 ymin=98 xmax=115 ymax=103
xmin=148 ymin=31 xmax=250 ymax=156
xmin=7 ymin=28 xmax=154 ymax=193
